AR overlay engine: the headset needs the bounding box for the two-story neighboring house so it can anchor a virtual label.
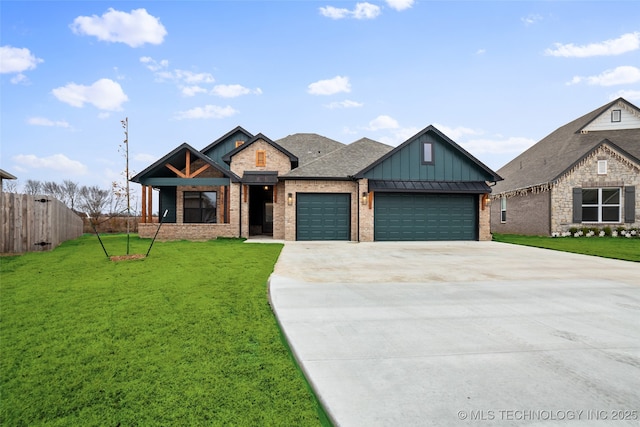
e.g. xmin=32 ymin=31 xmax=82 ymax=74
xmin=491 ymin=98 xmax=640 ymax=235
xmin=132 ymin=125 xmax=501 ymax=241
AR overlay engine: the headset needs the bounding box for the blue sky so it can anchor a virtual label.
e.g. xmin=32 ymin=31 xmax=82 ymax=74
xmin=2 ymin=0 xmax=640 ymax=192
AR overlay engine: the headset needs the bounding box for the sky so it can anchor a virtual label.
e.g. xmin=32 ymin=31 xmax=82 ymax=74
xmin=2 ymin=0 xmax=640 ymax=193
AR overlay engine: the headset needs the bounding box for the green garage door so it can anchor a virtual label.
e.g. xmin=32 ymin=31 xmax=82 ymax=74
xmin=297 ymin=193 xmax=351 ymax=241
xmin=375 ymin=193 xmax=477 ymax=241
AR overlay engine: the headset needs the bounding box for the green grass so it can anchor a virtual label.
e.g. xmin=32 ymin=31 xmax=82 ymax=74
xmin=1 ymin=234 xmax=328 ymax=426
xmin=493 ymin=233 xmax=640 ymax=262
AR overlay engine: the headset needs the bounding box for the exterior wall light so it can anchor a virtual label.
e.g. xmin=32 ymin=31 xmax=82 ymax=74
xmin=287 ymin=193 xmax=293 ymax=206
xmin=361 ymin=192 xmax=368 ymax=205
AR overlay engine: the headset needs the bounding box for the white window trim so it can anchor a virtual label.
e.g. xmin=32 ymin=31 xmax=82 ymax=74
xmin=597 ymin=160 xmax=607 ymax=175
xmin=581 ymin=187 xmax=621 ymax=223
xmin=500 ymin=197 xmax=507 ymax=223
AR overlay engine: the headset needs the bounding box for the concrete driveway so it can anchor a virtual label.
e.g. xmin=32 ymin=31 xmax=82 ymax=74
xmin=268 ymin=241 xmax=640 ymax=426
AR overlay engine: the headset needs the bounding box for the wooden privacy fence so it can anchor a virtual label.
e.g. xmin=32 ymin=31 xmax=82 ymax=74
xmin=1 ymin=193 xmax=83 ymax=253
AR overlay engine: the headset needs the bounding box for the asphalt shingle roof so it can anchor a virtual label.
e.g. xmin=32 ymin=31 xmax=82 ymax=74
xmin=494 ymin=98 xmax=640 ymax=193
xmin=284 ymin=137 xmax=394 ymax=179
xmin=276 ymin=133 xmax=345 ymax=166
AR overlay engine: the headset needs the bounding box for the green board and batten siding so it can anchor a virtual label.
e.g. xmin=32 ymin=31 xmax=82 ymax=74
xmin=296 ymin=193 xmax=351 ymax=241
xmin=363 ymin=133 xmax=492 ymax=182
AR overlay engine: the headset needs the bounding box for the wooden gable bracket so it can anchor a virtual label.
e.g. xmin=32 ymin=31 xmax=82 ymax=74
xmin=165 ymin=150 xmax=211 ymax=178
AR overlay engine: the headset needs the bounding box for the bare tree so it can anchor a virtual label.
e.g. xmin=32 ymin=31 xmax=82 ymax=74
xmin=80 ymin=185 xmax=111 ymax=220
xmin=42 ymin=181 xmax=64 ymax=201
xmin=23 ymin=179 xmax=42 ymax=195
xmin=2 ymin=180 xmax=18 ymax=193
xmin=62 ymin=180 xmax=80 ymax=211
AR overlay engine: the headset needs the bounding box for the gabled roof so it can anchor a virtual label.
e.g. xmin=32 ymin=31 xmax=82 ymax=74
xmin=221 ymin=133 xmax=298 ymax=167
xmin=354 ymin=125 xmax=502 ymax=182
xmin=200 ymin=125 xmax=253 ymax=154
xmin=276 ymin=133 xmax=345 ymax=166
xmin=130 ymin=142 xmax=239 ymax=183
xmin=283 ymin=137 xmax=393 ymax=179
xmin=493 ymin=98 xmax=640 ymax=193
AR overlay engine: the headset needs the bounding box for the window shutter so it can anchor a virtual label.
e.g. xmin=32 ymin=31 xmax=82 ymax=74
xmin=624 ymin=186 xmax=635 ymax=223
xmin=572 ymin=188 xmax=582 ymax=223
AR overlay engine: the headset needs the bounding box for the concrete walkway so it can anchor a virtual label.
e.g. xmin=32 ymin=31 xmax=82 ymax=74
xmin=268 ymin=241 xmax=640 ymax=426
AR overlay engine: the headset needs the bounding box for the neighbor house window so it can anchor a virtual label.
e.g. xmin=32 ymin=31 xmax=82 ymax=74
xmin=500 ymin=197 xmax=507 ymax=223
xmin=611 ymin=110 xmax=621 ymax=122
xmin=184 ymin=191 xmax=217 ymax=223
xmin=422 ymin=142 xmax=433 ymax=164
xmin=582 ymin=188 xmax=620 ymax=223
xmin=256 ymin=150 xmax=266 ymax=167
xmin=597 ymin=160 xmax=607 ymax=175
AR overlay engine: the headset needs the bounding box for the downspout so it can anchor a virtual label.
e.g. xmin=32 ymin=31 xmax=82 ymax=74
xmin=239 ymin=183 xmax=242 ymax=238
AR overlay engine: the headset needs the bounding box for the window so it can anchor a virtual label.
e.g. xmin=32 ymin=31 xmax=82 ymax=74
xmin=422 ymin=142 xmax=433 ymax=164
xmin=500 ymin=197 xmax=507 ymax=223
xmin=184 ymin=191 xmax=217 ymax=223
xmin=611 ymin=109 xmax=621 ymax=122
xmin=256 ymin=150 xmax=266 ymax=167
xmin=582 ymin=188 xmax=620 ymax=223
xmin=597 ymin=160 xmax=607 ymax=175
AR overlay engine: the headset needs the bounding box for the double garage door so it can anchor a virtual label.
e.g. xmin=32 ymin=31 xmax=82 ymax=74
xmin=295 ymin=192 xmax=477 ymax=241
xmin=374 ymin=193 xmax=477 ymax=241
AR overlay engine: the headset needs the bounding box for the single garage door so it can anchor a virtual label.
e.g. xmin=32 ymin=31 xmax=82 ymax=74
xmin=297 ymin=193 xmax=351 ymax=240
xmin=375 ymin=193 xmax=476 ymax=241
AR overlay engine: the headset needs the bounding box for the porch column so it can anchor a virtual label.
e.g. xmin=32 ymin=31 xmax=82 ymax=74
xmin=141 ymin=185 xmax=147 ymax=223
xmin=147 ymin=186 xmax=153 ymax=223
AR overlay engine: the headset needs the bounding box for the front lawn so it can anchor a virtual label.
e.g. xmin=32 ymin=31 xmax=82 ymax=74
xmin=0 ymin=235 xmax=328 ymax=426
xmin=493 ymin=233 xmax=640 ymax=262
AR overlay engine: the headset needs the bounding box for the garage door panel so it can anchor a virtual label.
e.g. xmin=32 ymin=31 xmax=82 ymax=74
xmin=375 ymin=193 xmax=476 ymax=241
xmin=297 ymin=193 xmax=351 ymax=241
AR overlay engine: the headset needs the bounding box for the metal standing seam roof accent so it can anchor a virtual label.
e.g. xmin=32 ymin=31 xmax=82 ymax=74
xmin=368 ymin=180 xmax=492 ymax=193
xmin=241 ymin=171 xmax=279 ymax=185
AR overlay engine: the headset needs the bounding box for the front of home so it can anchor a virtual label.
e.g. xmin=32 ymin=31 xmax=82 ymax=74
xmin=132 ymin=125 xmax=501 ymax=241
xmin=491 ymin=98 xmax=640 ymax=235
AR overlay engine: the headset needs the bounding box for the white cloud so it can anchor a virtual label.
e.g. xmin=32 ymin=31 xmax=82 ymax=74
xmin=353 ymin=3 xmax=381 ymax=19
xmin=521 ymin=14 xmax=542 ymax=26
xmin=140 ymin=56 xmax=169 ymax=72
xmin=568 ymin=66 xmax=640 ymax=86
xmin=460 ymin=136 xmax=537 ymax=155
xmin=325 ymin=99 xmax=363 ymax=109
xmin=545 ymin=32 xmax=640 ymax=57
xmin=13 ymin=154 xmax=88 ymax=175
xmin=52 ymin=78 xmax=128 ymax=111
xmin=476 ymin=49 xmax=486 ymax=55
xmin=211 ymin=84 xmax=262 ymax=98
xmin=27 ymin=117 xmax=71 ymax=128
xmin=134 ymin=153 xmax=158 ymax=162
xmin=181 ymin=85 xmax=208 ymax=97
xmin=70 ymin=8 xmax=167 ymax=47
xmin=0 ymin=46 xmax=43 ymax=80
xmin=386 ymin=0 xmax=414 ymax=11
xmin=174 ymin=105 xmax=238 ymax=120
xmin=320 ymin=2 xmax=381 ymax=20
xmin=308 ymin=76 xmax=351 ymax=95
xmin=609 ymin=89 xmax=640 ymax=103
xmin=368 ymin=115 xmax=399 ymax=131
xmin=433 ymin=124 xmax=483 ymax=140
xmin=319 ymin=6 xmax=351 ymax=19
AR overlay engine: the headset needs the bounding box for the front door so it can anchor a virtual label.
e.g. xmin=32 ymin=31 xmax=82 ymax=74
xmin=249 ymin=185 xmax=273 ymax=236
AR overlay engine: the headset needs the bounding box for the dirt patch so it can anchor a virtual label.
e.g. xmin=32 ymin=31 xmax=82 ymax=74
xmin=110 ymin=254 xmax=146 ymax=262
